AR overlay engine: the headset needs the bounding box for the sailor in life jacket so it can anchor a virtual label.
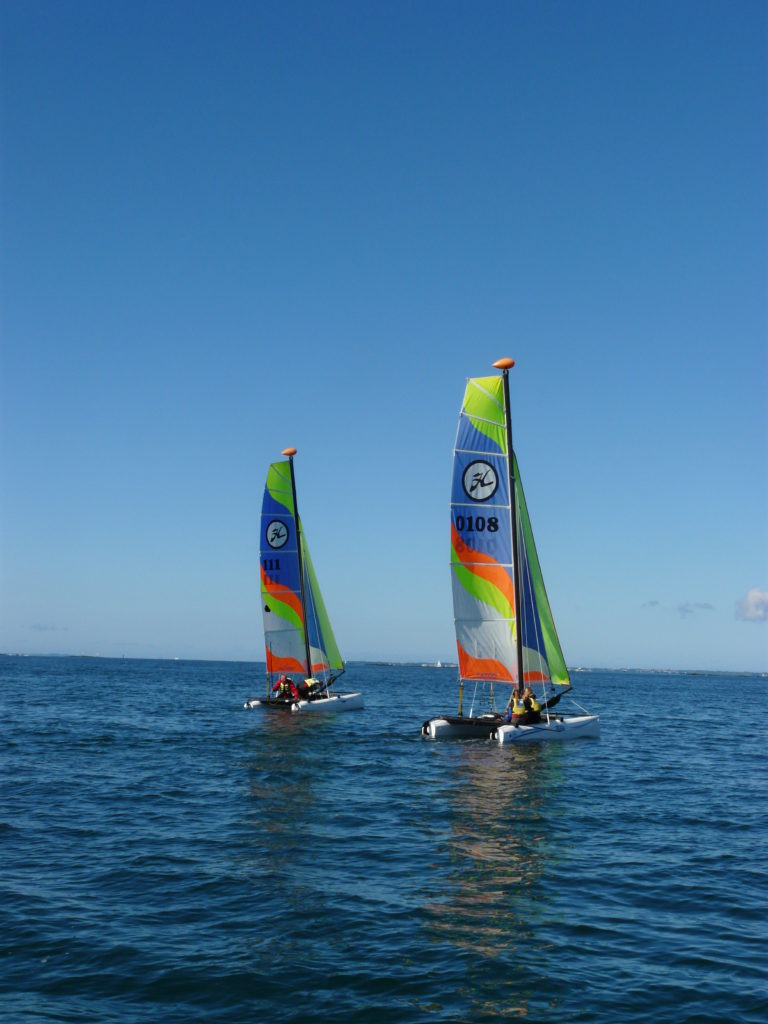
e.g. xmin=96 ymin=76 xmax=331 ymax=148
xmin=272 ymin=674 xmax=300 ymax=700
xmin=504 ymin=688 xmax=525 ymax=722
xmin=301 ymin=677 xmax=322 ymax=700
xmin=504 ymin=686 xmax=541 ymax=724
xmin=521 ymin=687 xmax=542 ymax=722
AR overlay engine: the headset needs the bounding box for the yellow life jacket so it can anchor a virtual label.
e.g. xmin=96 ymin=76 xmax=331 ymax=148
xmin=528 ymin=695 xmax=541 ymax=712
xmin=512 ymin=696 xmax=526 ymax=715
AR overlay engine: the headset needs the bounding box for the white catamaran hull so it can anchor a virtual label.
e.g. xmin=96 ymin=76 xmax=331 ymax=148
xmin=243 ymin=693 xmax=363 ymax=713
xmin=291 ymin=692 xmax=363 ymax=713
xmin=493 ymin=715 xmax=600 ymax=745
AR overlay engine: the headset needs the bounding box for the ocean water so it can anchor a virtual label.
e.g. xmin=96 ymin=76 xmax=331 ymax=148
xmin=1 ymin=658 xmax=766 ymax=1023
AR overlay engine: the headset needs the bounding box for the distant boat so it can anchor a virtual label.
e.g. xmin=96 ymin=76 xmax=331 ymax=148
xmin=244 ymin=448 xmax=363 ymax=714
xmin=421 ymin=358 xmax=600 ymax=744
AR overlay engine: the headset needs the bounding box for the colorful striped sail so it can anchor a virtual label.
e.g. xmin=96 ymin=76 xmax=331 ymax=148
xmin=260 ymin=459 xmax=343 ymax=684
xmin=450 ymin=375 xmax=570 ymax=688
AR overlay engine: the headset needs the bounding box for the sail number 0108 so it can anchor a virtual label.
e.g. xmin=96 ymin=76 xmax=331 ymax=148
xmin=455 ymin=514 xmax=499 ymax=533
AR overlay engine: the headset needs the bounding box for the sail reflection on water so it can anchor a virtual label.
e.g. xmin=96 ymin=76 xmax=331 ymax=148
xmin=242 ymin=713 xmax=325 ymax=866
xmin=425 ymin=746 xmax=567 ymax=1015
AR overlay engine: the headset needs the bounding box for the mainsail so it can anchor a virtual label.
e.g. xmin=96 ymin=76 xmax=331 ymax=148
xmin=260 ymin=458 xmax=344 ymax=684
xmin=450 ymin=375 xmax=570 ymax=690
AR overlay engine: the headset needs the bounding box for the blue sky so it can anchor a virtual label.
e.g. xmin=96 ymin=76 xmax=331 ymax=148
xmin=1 ymin=1 xmax=766 ymax=672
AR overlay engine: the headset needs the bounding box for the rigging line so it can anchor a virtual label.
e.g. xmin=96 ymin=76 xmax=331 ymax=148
xmin=469 ymin=679 xmax=480 ymax=717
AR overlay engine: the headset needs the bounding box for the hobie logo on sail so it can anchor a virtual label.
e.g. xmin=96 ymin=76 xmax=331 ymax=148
xmin=462 ymin=461 xmax=498 ymax=502
xmin=266 ymin=520 xmax=289 ymax=548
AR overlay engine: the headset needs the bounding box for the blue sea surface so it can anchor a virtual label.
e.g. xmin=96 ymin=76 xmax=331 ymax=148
xmin=1 ymin=658 xmax=766 ymax=1022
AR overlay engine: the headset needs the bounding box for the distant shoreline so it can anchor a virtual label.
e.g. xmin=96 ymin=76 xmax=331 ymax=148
xmin=1 ymin=652 xmax=765 ymax=677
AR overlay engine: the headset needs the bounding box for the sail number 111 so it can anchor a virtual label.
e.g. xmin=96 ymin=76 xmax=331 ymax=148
xmin=455 ymin=515 xmax=499 ymax=532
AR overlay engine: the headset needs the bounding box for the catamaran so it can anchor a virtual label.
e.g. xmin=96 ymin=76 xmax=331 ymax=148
xmin=243 ymin=448 xmax=363 ymax=714
xmin=421 ymin=359 xmax=599 ymax=745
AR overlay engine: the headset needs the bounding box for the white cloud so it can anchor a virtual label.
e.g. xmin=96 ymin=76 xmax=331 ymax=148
xmin=736 ymin=588 xmax=768 ymax=622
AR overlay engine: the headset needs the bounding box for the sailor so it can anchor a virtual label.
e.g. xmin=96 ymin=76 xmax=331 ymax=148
xmin=303 ymin=678 xmax=322 ymax=700
xmin=504 ymin=687 xmax=527 ymax=723
xmin=296 ymin=678 xmax=315 ymax=699
xmin=271 ymin=674 xmax=288 ymax=695
xmin=521 ymin=686 xmax=542 ymax=723
xmin=271 ymin=674 xmax=299 ymax=700
xmin=504 ymin=686 xmax=541 ymax=724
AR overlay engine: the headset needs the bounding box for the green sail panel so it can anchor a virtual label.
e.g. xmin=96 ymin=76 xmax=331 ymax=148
xmin=514 ymin=455 xmax=570 ymax=686
xmin=301 ymin=533 xmax=344 ymax=676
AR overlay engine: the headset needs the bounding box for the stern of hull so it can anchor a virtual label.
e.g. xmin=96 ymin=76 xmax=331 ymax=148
xmin=421 ymin=714 xmax=503 ymax=740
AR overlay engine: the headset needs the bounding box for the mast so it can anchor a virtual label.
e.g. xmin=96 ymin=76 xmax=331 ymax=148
xmin=282 ymin=447 xmax=313 ymax=681
xmin=492 ymin=358 xmax=525 ymax=690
